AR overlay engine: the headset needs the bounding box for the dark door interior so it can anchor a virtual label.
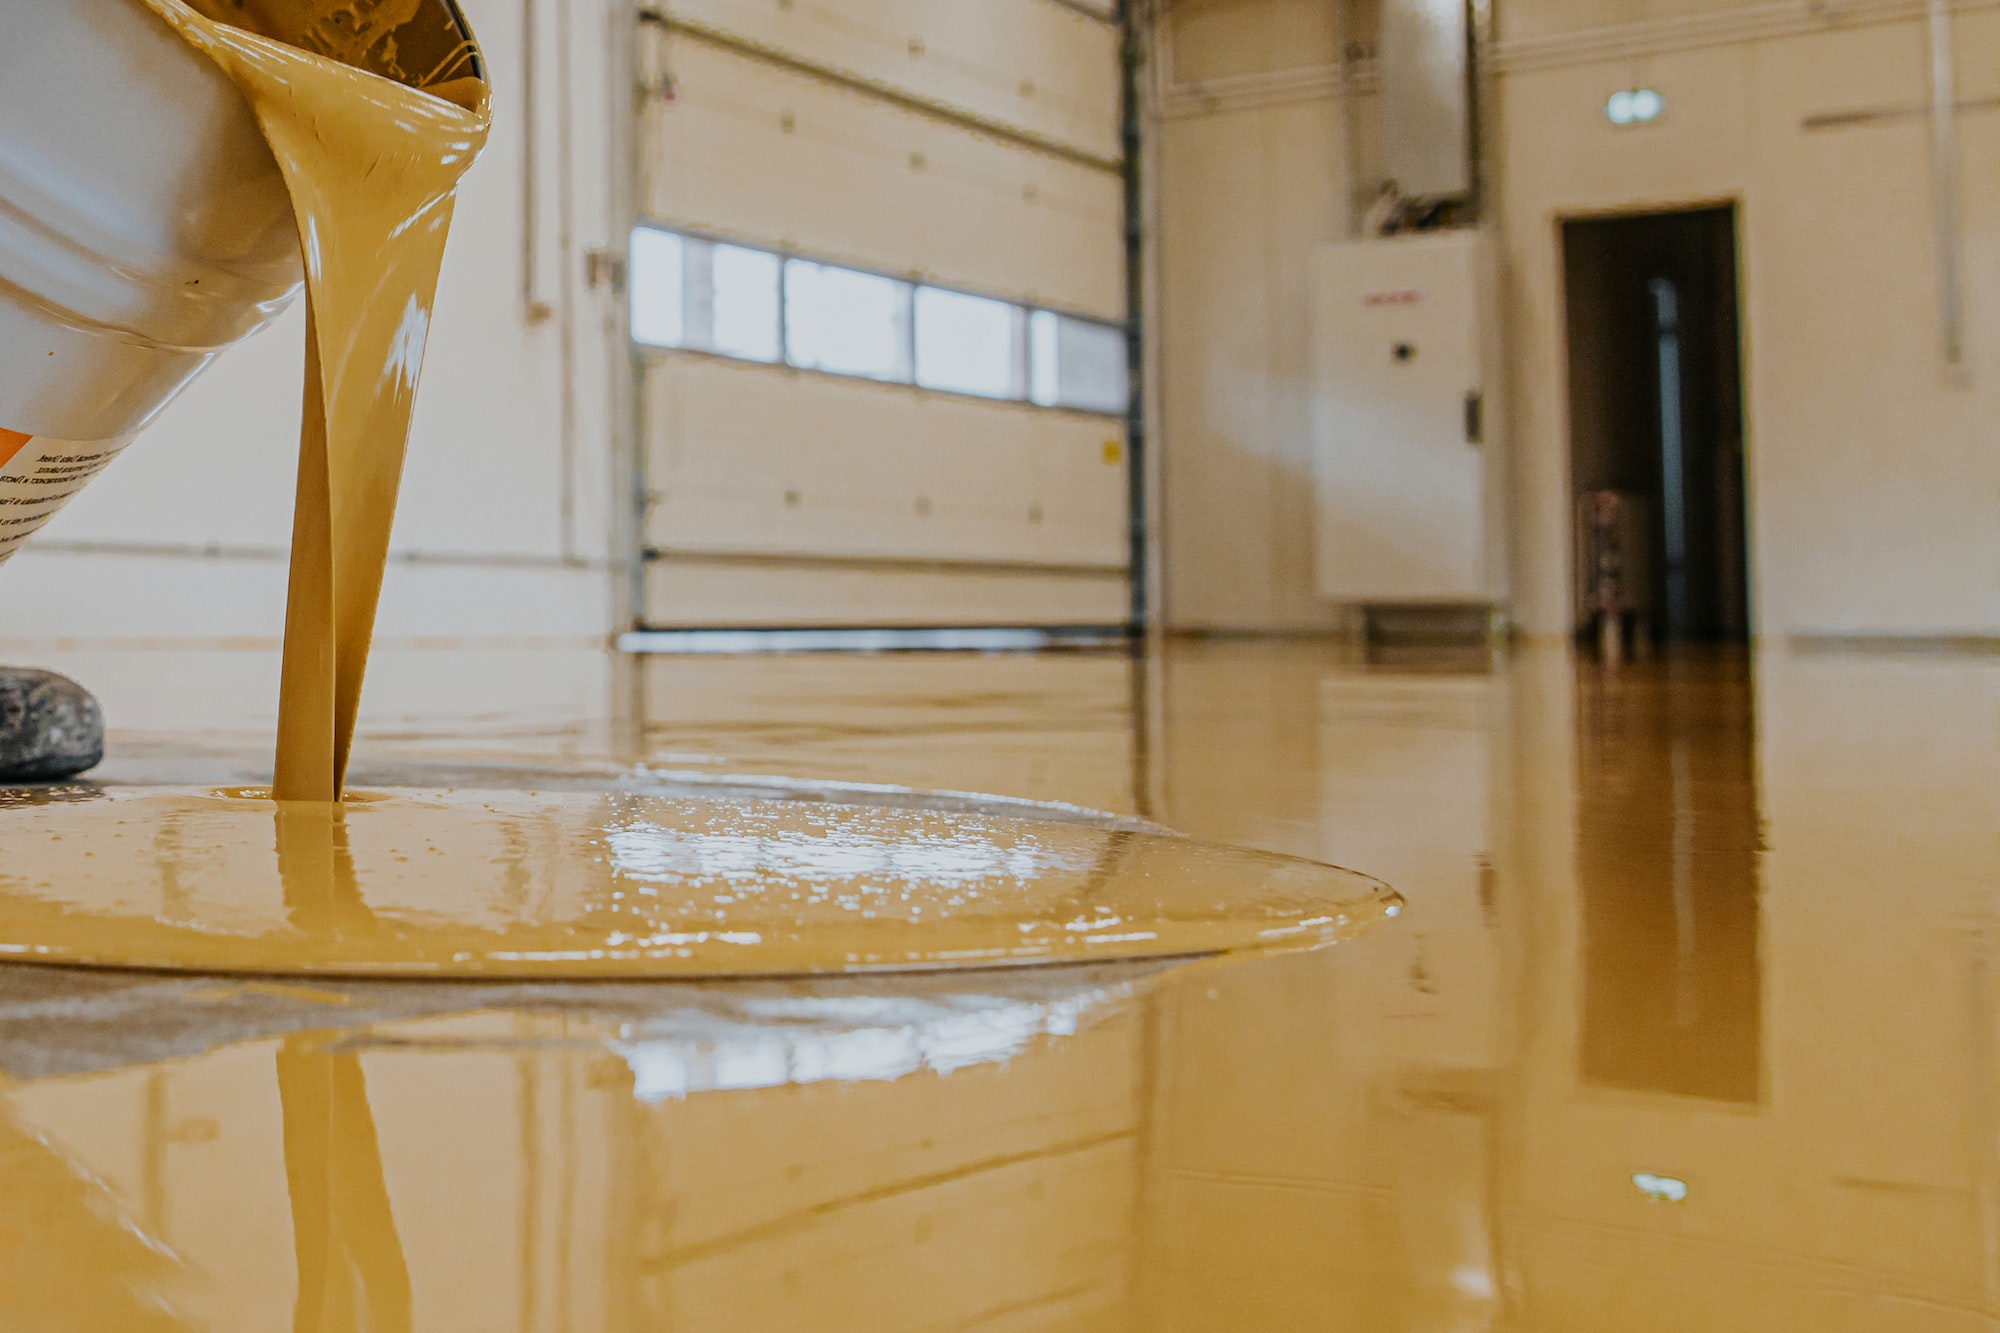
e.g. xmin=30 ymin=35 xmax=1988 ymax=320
xmin=1563 ymin=207 xmax=1749 ymax=643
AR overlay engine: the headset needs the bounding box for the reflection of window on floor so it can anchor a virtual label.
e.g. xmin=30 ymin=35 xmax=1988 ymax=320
xmin=627 ymin=224 xmax=1128 ymax=416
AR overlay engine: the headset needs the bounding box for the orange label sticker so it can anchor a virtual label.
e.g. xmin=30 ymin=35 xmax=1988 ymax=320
xmin=0 ymin=429 xmax=29 ymax=471
xmin=1102 ymin=440 xmax=1122 ymax=465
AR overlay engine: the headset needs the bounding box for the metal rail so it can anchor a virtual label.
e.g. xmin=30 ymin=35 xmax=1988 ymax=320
xmin=643 ymin=548 xmax=1129 ymax=578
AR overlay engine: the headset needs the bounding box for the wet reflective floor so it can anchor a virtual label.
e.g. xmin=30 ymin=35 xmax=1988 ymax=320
xmin=2 ymin=638 xmax=1997 ymax=1330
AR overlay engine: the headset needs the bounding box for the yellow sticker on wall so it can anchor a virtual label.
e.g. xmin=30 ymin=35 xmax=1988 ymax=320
xmin=1102 ymin=440 xmax=1123 ymax=465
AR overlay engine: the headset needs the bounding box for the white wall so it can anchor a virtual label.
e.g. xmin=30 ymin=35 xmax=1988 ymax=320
xmin=1153 ymin=0 xmax=1354 ymax=631
xmin=0 ymin=0 xmax=625 ymax=649
xmin=1155 ymin=0 xmax=2000 ymax=640
xmin=1501 ymin=2 xmax=2000 ymax=638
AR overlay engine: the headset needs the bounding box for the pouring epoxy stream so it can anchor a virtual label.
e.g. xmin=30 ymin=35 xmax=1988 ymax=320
xmin=0 ymin=0 xmax=489 ymax=798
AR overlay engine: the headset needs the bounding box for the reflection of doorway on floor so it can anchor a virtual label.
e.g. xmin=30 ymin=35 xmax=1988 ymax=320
xmin=1564 ymin=206 xmax=1749 ymax=654
xmin=1575 ymin=654 xmax=1762 ymax=1103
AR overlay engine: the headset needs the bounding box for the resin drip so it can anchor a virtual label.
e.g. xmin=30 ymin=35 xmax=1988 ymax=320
xmin=137 ymin=0 xmax=490 ymax=801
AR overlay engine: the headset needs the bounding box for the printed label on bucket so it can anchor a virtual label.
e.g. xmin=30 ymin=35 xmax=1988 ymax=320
xmin=0 ymin=429 xmax=130 ymax=566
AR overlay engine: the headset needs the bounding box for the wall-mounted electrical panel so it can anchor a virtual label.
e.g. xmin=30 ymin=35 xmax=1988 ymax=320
xmin=1309 ymin=229 xmax=1506 ymax=607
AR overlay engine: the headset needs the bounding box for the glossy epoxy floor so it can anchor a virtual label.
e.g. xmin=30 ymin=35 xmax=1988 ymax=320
xmin=3 ymin=639 xmax=1997 ymax=1330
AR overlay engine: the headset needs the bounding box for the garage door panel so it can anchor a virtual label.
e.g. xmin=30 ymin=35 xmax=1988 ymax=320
xmin=1035 ymin=422 xmax=1129 ymax=566
xmin=635 ymin=0 xmax=1130 ymax=629
xmin=920 ymin=396 xmax=1127 ymax=568
xmin=654 ymin=359 xmax=915 ymax=496
xmin=661 ymin=0 xmax=1122 ymax=161
xmin=649 ymin=52 xmax=904 ymax=252
xmin=647 ymin=358 xmax=1126 ymax=568
xmin=646 ymin=41 xmax=1125 ymax=318
xmin=649 ymin=363 xmax=924 ymax=556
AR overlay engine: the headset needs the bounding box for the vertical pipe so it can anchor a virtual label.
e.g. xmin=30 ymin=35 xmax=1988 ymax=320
xmin=1339 ymin=0 xmax=1364 ymax=238
xmin=1468 ymin=0 xmax=1496 ymax=225
xmin=609 ymin=1 xmax=650 ymax=741
xmin=522 ymin=0 xmax=554 ymax=324
xmin=1122 ymin=0 xmax=1152 ymax=633
xmin=556 ymin=0 xmax=579 ymax=560
xmin=1928 ymin=0 xmax=1962 ymax=365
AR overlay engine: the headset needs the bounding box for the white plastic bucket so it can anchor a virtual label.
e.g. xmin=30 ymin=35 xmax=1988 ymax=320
xmin=0 ymin=0 xmax=308 ymax=439
xmin=0 ymin=0 xmax=304 ymax=561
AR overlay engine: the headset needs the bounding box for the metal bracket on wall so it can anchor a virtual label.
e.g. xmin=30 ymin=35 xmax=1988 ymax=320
xmin=1927 ymin=0 xmax=1963 ymax=365
xmin=520 ymin=0 xmax=555 ymax=325
xmin=585 ymin=248 xmax=627 ymax=294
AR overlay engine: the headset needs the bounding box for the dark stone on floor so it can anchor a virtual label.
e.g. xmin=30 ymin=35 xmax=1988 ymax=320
xmin=0 ymin=668 xmax=104 ymax=782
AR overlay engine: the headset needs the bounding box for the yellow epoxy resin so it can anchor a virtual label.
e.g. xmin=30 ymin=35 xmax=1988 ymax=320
xmin=0 ymin=788 xmax=1399 ymax=977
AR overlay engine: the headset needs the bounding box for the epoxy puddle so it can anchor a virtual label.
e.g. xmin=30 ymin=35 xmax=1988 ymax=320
xmin=0 ymin=786 xmax=1400 ymax=978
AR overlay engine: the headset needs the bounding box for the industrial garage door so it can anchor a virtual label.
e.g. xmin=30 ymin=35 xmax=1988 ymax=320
xmin=630 ymin=0 xmax=1131 ymax=631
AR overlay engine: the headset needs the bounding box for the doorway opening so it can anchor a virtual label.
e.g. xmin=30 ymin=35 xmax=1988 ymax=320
xmin=1563 ymin=206 xmax=1749 ymax=649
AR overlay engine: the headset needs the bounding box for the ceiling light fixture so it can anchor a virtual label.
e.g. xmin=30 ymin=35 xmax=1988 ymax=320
xmin=1606 ymin=88 xmax=1665 ymax=126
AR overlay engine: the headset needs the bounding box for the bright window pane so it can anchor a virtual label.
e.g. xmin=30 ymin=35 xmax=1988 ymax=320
xmin=1052 ymin=316 xmax=1129 ymax=414
xmin=785 ymin=260 xmax=911 ymax=381
xmin=628 ymin=227 xmax=684 ymax=347
xmin=1029 ymin=311 xmax=1128 ymax=413
xmin=1028 ymin=310 xmax=1061 ymax=406
xmin=914 ymin=287 xmax=1017 ymax=399
xmin=711 ymin=244 xmax=781 ymax=362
